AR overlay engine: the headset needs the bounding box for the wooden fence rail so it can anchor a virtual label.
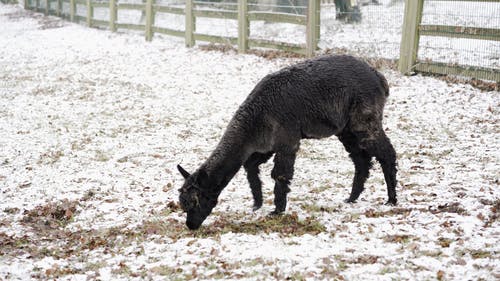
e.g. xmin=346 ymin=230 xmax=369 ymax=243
xmin=23 ymin=0 xmax=320 ymax=56
xmin=398 ymin=0 xmax=500 ymax=82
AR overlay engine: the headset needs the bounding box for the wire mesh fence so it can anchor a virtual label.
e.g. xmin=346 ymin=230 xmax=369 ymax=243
xmin=254 ymin=0 xmax=307 ymax=14
xmin=248 ymin=0 xmax=308 ymax=45
xmin=193 ymin=0 xmax=238 ymax=41
xmin=319 ymin=0 xmax=405 ymax=60
xmin=418 ymin=0 xmax=500 ymax=70
xmin=152 ymin=0 xmax=185 ymax=36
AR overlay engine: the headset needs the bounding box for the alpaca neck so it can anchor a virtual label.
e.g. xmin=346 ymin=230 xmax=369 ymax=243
xmin=202 ymin=133 xmax=248 ymax=193
xmin=202 ymin=107 xmax=257 ymax=192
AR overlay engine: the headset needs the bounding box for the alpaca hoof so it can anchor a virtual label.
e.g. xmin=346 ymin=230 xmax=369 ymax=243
xmin=268 ymin=210 xmax=284 ymax=216
xmin=385 ymin=198 xmax=397 ymax=206
xmin=344 ymin=198 xmax=356 ymax=203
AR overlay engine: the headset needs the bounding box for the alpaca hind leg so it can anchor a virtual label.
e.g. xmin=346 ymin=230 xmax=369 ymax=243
xmin=346 ymin=152 xmax=372 ymax=203
xmin=358 ymin=131 xmax=398 ymax=205
xmin=244 ymin=152 xmax=273 ymax=210
xmin=270 ymin=149 xmax=297 ymax=215
xmin=339 ymin=130 xmax=373 ymax=203
xmin=375 ymin=134 xmax=397 ymax=205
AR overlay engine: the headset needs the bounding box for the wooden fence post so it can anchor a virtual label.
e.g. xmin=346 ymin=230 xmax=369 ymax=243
xmin=145 ymin=0 xmax=154 ymax=41
xmin=35 ymin=0 xmax=39 ymax=12
xmin=306 ymin=0 xmax=319 ymax=57
xmin=185 ymin=0 xmax=195 ymax=47
xmin=238 ymin=0 xmax=248 ymax=53
xmin=86 ymin=0 xmax=93 ymax=27
xmin=109 ymin=0 xmax=117 ymax=32
xmin=24 ymin=0 xmax=28 ymax=10
xmin=70 ymin=0 xmax=75 ymax=22
xmin=44 ymin=0 xmax=48 ymax=15
xmin=398 ymin=0 xmax=424 ymax=74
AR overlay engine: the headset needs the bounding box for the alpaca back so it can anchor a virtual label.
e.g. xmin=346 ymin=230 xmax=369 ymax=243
xmin=239 ymin=55 xmax=389 ymax=139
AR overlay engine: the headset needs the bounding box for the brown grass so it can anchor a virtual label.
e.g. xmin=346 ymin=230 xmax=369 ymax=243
xmin=5 ymin=198 xmax=325 ymax=263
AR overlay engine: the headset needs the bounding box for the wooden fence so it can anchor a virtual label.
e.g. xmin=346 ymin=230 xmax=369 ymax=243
xmin=7 ymin=0 xmax=499 ymax=81
xmin=398 ymin=0 xmax=500 ymax=82
xmin=23 ymin=0 xmax=321 ymax=56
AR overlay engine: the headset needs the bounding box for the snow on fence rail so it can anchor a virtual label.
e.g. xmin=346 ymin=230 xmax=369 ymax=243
xmin=23 ymin=0 xmax=320 ymax=56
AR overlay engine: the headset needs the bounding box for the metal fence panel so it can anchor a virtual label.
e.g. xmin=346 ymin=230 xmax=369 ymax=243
xmin=399 ymin=0 xmax=500 ymax=81
xmin=320 ymin=0 xmax=406 ymax=60
xmin=418 ymin=0 xmax=500 ymax=70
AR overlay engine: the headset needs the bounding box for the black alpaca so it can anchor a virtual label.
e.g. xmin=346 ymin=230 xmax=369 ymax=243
xmin=177 ymin=55 xmax=397 ymax=230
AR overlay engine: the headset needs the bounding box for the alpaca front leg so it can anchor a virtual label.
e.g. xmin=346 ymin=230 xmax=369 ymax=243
xmin=271 ymin=180 xmax=291 ymax=215
xmin=245 ymin=168 xmax=263 ymax=211
xmin=270 ymin=150 xmax=296 ymax=215
xmin=244 ymin=152 xmax=274 ymax=211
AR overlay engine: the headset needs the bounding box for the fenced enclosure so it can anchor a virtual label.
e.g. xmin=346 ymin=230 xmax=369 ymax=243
xmin=16 ymin=0 xmax=500 ymax=82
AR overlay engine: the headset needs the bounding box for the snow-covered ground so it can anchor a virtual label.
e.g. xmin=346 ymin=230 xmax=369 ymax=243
xmin=0 ymin=3 xmax=499 ymax=280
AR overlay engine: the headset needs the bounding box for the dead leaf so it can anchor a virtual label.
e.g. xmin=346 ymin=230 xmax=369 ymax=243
xmin=437 ymin=270 xmax=445 ymax=281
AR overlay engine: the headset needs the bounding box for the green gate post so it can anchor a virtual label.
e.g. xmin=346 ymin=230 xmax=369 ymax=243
xmin=398 ymin=0 xmax=424 ymax=74
xmin=109 ymin=0 xmax=117 ymax=32
xmin=145 ymin=0 xmax=154 ymax=41
xmin=238 ymin=0 xmax=248 ymax=53
xmin=86 ymin=0 xmax=93 ymax=27
xmin=185 ymin=0 xmax=195 ymax=47
xmin=315 ymin=0 xmax=320 ymax=43
xmin=56 ymin=0 xmax=62 ymax=16
xmin=306 ymin=0 xmax=320 ymax=57
xmin=70 ymin=0 xmax=75 ymax=22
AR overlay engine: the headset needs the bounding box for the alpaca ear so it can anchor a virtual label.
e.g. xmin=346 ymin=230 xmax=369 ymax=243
xmin=177 ymin=164 xmax=190 ymax=179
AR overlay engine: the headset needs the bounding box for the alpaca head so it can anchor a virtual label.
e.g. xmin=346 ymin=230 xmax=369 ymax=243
xmin=177 ymin=165 xmax=218 ymax=230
